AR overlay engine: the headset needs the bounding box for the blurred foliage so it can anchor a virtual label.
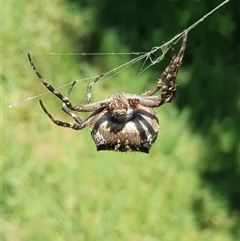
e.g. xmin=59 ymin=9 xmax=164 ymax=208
xmin=70 ymin=0 xmax=240 ymax=211
xmin=2 ymin=0 xmax=239 ymax=240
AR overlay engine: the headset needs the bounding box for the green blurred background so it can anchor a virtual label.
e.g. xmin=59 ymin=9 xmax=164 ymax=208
xmin=2 ymin=0 xmax=239 ymax=240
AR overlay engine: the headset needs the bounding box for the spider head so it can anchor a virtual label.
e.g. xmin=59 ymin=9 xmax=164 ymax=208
xmin=109 ymin=93 xmax=133 ymax=122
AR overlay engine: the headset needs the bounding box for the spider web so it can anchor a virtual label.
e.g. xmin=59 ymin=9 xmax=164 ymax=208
xmin=8 ymin=0 xmax=229 ymax=109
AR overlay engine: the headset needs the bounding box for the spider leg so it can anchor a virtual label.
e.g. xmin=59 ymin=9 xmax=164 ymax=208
xmin=159 ymin=32 xmax=187 ymax=105
xmin=59 ymin=78 xmax=110 ymax=114
xmin=142 ymin=44 xmax=176 ymax=97
xmin=142 ymin=30 xmax=188 ymax=105
xmin=39 ymin=100 xmax=84 ymax=130
xmin=60 ymin=81 xmax=83 ymax=124
xmin=85 ymin=73 xmax=104 ymax=104
xmin=39 ymin=100 xmax=106 ymax=130
xmin=134 ymin=30 xmax=188 ymax=108
xmin=28 ymin=53 xmax=107 ymax=112
xmin=55 ymin=79 xmax=107 ymax=125
xmin=62 ymin=104 xmax=83 ymax=124
xmin=27 ymin=53 xmax=80 ymax=111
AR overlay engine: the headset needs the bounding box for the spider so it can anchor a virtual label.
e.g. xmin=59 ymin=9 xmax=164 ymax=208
xmin=27 ymin=31 xmax=187 ymax=154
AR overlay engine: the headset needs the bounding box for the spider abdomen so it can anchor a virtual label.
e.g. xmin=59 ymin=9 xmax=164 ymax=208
xmin=90 ymin=106 xmax=160 ymax=153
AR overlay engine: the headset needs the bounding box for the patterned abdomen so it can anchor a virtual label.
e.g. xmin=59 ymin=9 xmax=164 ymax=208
xmin=91 ymin=106 xmax=160 ymax=153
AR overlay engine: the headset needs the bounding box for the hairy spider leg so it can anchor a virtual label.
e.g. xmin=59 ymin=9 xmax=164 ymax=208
xmin=160 ymin=30 xmax=187 ymax=105
xmin=142 ymin=30 xmax=187 ymax=98
xmin=60 ymin=79 xmax=106 ymax=125
xmin=141 ymin=42 xmax=177 ymax=97
xmin=141 ymin=31 xmax=187 ymax=107
xmin=131 ymin=30 xmax=188 ymax=108
xmin=27 ymin=53 xmax=104 ymax=112
xmin=27 ymin=53 xmax=77 ymax=110
xmin=39 ymin=99 xmax=106 ymax=130
xmin=141 ymin=45 xmax=175 ymax=97
xmin=39 ymin=99 xmax=83 ymax=130
xmin=86 ymin=73 xmax=104 ymax=104
xmin=61 ymin=81 xmax=83 ymax=124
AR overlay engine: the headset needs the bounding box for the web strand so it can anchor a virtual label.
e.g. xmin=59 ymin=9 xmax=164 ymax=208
xmin=8 ymin=0 xmax=230 ymax=109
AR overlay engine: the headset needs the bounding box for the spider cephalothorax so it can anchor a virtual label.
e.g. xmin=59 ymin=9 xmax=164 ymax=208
xmin=108 ymin=92 xmax=134 ymax=122
xmin=28 ymin=31 xmax=187 ymax=153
